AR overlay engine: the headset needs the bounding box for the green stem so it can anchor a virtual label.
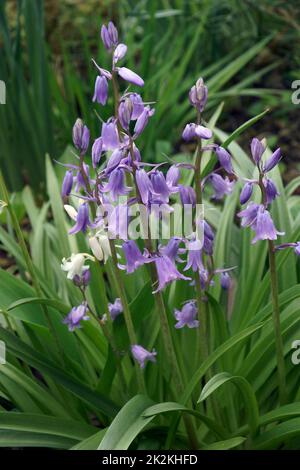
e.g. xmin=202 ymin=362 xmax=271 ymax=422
xmin=258 ymin=174 xmax=287 ymax=405
xmin=74 ymin=154 xmax=131 ymax=392
xmin=109 ymin=241 xmax=146 ymax=393
xmin=80 ymin=287 xmax=128 ymax=396
xmin=268 ymin=240 xmax=287 ymax=405
xmin=127 ymin=139 xmax=199 ymax=447
xmin=194 ymin=115 xmax=209 ymax=362
xmin=111 ymin=72 xmax=198 ymax=445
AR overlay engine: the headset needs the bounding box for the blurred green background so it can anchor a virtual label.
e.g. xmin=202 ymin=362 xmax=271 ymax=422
xmin=0 ymin=0 xmax=299 ymax=192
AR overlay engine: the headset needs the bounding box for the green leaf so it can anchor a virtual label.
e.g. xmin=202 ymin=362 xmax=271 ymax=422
xmin=71 ymin=428 xmax=107 ymax=450
xmin=98 ymin=395 xmax=155 ymax=450
xmin=199 ymin=372 xmax=260 ymax=436
xmin=0 ymin=412 xmax=96 ymax=440
xmin=203 ymin=437 xmax=246 ymax=450
xmin=181 ymin=323 xmax=264 ymax=404
xmin=253 ymin=418 xmax=300 ymax=450
xmin=0 ymin=430 xmax=76 ymax=449
xmin=143 ymin=402 xmax=228 ymax=439
xmin=0 ymin=327 xmax=118 ymax=418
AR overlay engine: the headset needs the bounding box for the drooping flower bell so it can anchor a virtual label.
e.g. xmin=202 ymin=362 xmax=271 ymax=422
xmin=118 ymin=97 xmax=133 ymax=131
xmin=210 ymin=174 xmax=235 ymax=200
xmin=105 ymin=148 xmax=125 ymax=175
xmin=179 ymin=185 xmax=196 ymax=207
xmin=215 ymin=146 xmax=233 ymax=174
xmin=129 ymin=93 xmax=144 ymax=119
xmin=101 ymin=118 xmax=119 ymax=150
xmin=93 ymin=75 xmax=108 ymax=105
xmin=73 ymin=269 xmax=91 ymax=288
xmin=113 ymin=43 xmax=127 ymax=64
xmin=134 ymin=105 xmax=154 ymax=137
xmin=237 ymin=202 xmax=260 ymax=228
xmin=166 ymin=165 xmax=180 ymax=192
xmin=89 ymin=233 xmax=111 ymax=263
xmin=251 ymin=205 xmax=284 ymax=244
xmin=159 ymin=237 xmax=182 ymax=262
xmin=184 ymin=239 xmax=204 ymax=272
xmin=220 ymin=272 xmax=231 ymax=290
xmin=117 ymin=67 xmax=144 ymax=87
xmin=174 ymin=301 xmax=199 ymax=329
xmin=131 ymin=345 xmax=157 ymax=369
xmin=150 ymin=170 xmax=170 ymax=204
xmin=72 ymin=119 xmax=90 ymax=155
xmin=92 ymin=137 xmax=103 ymax=168
xmin=182 ymin=123 xmax=212 ymax=141
xmin=152 ymin=255 xmax=190 ymax=292
xmin=69 ymin=203 xmax=91 ymax=234
xmin=119 ymin=240 xmax=148 ymax=273
xmin=61 ymin=253 xmax=92 ymax=280
xmin=61 ymin=170 xmax=73 ymax=198
xmin=135 ymin=169 xmax=153 ymax=205
xmin=263 ymin=177 xmax=279 ymax=204
xmin=108 ymin=298 xmax=123 ymax=321
xmin=102 ymin=167 xmax=132 ymax=201
xmin=240 ymin=182 xmax=254 ymax=205
xmin=63 ymin=302 xmax=89 ymax=332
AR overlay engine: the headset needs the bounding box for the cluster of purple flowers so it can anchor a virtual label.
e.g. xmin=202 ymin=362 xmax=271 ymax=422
xmin=62 ymin=22 xmax=234 ymax=367
xmin=60 ymin=20 xmax=283 ymax=370
xmin=237 ymin=138 xmax=300 ymax=252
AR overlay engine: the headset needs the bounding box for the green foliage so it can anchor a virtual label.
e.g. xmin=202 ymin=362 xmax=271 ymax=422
xmin=0 ymin=106 xmax=300 ymax=449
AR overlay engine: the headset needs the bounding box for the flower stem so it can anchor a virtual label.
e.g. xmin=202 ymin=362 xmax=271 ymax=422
xmin=109 ymin=241 xmax=146 ymax=393
xmin=111 ymin=73 xmax=198 ymax=446
xmin=194 ymin=116 xmax=209 ymax=362
xmin=79 ymin=286 xmax=128 ymax=396
xmin=258 ymin=174 xmax=287 ymax=405
xmin=268 ymin=240 xmax=287 ymax=405
xmin=77 ymin=155 xmax=142 ymax=392
xmin=127 ymin=140 xmax=199 ymax=447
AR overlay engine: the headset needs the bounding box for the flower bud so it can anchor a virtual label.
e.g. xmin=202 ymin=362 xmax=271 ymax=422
xmin=92 ymin=137 xmax=103 ymax=168
xmin=117 ymin=67 xmax=144 ymax=87
xmin=263 ymin=148 xmax=281 ymax=173
xmin=72 ymin=119 xmax=90 ymax=154
xmin=189 ymin=77 xmax=208 ymax=112
xmin=61 ymin=170 xmax=73 ymax=198
xmin=134 ymin=105 xmax=154 ymax=137
xmin=251 ymin=138 xmax=265 ymax=165
xmin=215 ymin=146 xmax=233 ymax=174
xmin=113 ymin=43 xmax=127 ymax=64
xmin=240 ymin=182 xmax=253 ymax=205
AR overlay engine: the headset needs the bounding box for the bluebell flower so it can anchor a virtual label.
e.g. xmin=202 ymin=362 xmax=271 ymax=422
xmin=93 ymin=76 xmax=108 ymax=105
xmin=61 ymin=170 xmax=73 ymax=198
xmin=63 ymin=303 xmax=89 ymax=331
xmin=108 ymin=298 xmax=123 ymax=321
xmin=69 ymin=203 xmax=91 ymax=234
xmin=131 ymin=345 xmax=157 ymax=368
xmin=174 ymin=301 xmax=199 ymax=329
